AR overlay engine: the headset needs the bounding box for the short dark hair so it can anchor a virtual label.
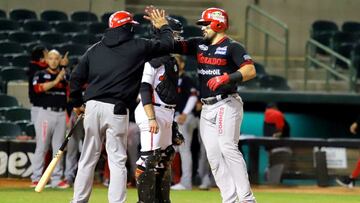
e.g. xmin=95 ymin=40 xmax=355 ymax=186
xmin=31 ymin=45 xmax=47 ymax=61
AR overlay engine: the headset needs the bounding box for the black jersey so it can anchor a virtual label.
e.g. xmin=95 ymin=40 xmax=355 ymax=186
xmin=175 ymin=37 xmax=253 ymax=98
xmin=32 ymin=69 xmax=68 ymax=108
xmin=175 ymin=73 xmax=198 ymax=113
xmin=27 ymin=61 xmax=48 ymax=105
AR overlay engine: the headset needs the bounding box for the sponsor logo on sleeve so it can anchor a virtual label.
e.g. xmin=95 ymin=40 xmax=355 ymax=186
xmin=199 ymin=44 xmax=208 ymax=51
xmin=44 ymin=74 xmax=51 ymax=79
xmin=243 ymin=54 xmax=252 ymax=60
xmin=215 ymin=46 xmax=227 ymax=55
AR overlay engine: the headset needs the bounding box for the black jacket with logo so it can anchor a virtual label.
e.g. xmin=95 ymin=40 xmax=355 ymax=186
xmin=69 ymin=24 xmax=174 ymax=110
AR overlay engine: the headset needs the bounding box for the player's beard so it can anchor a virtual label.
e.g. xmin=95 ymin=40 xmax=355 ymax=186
xmin=203 ymin=30 xmax=216 ymax=44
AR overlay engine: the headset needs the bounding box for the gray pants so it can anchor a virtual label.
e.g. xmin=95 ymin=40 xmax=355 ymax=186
xmin=200 ymin=95 xmax=255 ymax=203
xmin=176 ymin=113 xmax=197 ymax=188
xmin=31 ymin=108 xmax=66 ymax=187
xmin=71 ymin=100 xmax=128 ymax=203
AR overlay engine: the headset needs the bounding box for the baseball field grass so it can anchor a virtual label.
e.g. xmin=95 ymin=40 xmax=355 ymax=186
xmin=1 ymin=180 xmax=360 ymax=203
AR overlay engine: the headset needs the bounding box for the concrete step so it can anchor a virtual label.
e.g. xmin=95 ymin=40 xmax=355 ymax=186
xmin=266 ymin=67 xmax=328 ymax=80
xmin=288 ymin=80 xmax=350 ymax=92
xmin=252 ymin=56 xmax=305 ymax=69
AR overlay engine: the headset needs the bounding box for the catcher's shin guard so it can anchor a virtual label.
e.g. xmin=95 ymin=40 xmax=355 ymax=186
xmin=155 ymin=168 xmax=172 ymax=203
xmin=136 ymin=149 xmax=162 ymax=203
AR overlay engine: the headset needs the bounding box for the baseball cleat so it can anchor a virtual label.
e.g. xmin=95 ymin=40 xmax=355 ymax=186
xmin=336 ymin=176 xmax=355 ymax=188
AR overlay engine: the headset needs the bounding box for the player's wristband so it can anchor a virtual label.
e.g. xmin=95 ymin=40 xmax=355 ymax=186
xmin=148 ymin=117 xmax=156 ymax=121
xmin=229 ymin=71 xmax=243 ymax=83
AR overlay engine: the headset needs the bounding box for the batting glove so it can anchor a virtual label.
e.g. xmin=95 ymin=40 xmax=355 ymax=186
xmin=207 ymin=73 xmax=230 ymax=91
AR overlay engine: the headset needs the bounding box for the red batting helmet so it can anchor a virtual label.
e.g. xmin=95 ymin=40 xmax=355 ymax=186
xmin=108 ymin=11 xmax=139 ymax=29
xmin=196 ymin=8 xmax=229 ymax=32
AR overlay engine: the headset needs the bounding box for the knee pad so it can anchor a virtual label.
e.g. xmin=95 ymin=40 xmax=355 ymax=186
xmin=139 ymin=148 xmax=162 ymax=169
xmin=161 ymin=145 xmax=175 ymax=167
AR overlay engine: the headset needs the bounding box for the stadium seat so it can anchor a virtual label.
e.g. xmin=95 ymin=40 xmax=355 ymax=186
xmin=71 ymin=11 xmax=98 ymax=24
xmin=351 ymin=44 xmax=360 ymax=78
xmin=23 ymin=20 xmax=52 ymax=38
xmin=0 ymin=9 xmax=6 ymax=18
xmin=0 ymin=41 xmax=26 ymax=59
xmin=101 ymin=12 xmax=113 ymax=24
xmin=39 ymin=32 xmax=67 ymax=48
xmin=71 ymin=33 xmax=98 ymax=46
xmin=0 ymin=94 xmax=19 ymax=110
xmin=8 ymin=31 xmax=36 ymax=45
xmin=311 ymin=20 xmax=338 ymax=54
xmin=0 ymin=19 xmax=20 ymax=33
xmin=54 ymin=21 xmax=83 ymax=35
xmin=40 ymin=10 xmax=68 ymax=24
xmin=254 ymin=62 xmax=267 ymax=79
xmin=0 ymin=122 xmax=22 ymax=139
xmin=0 ymin=55 xmax=10 ymax=66
xmin=55 ymin=43 xmax=87 ymax=57
xmin=239 ymin=77 xmax=260 ymax=90
xmin=259 ymin=75 xmax=290 ymax=90
xmin=14 ymin=120 xmax=30 ymax=133
xmin=341 ymin=21 xmax=360 ymax=34
xmin=0 ymin=32 xmax=7 ymax=41
xmin=11 ymin=54 xmax=30 ymax=67
xmin=4 ymin=107 xmax=31 ymax=122
xmin=183 ymin=25 xmax=202 ymax=39
xmin=169 ymin=15 xmax=188 ymax=26
xmin=87 ymin=22 xmax=107 ymax=37
xmin=0 ymin=67 xmax=28 ymax=92
xmin=25 ymin=123 xmax=35 ymax=137
xmin=330 ymin=31 xmax=357 ymax=69
xmin=9 ymin=9 xmax=37 ymax=23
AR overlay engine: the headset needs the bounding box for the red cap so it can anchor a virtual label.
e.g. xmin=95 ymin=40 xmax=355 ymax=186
xmin=196 ymin=8 xmax=229 ymax=32
xmin=108 ymin=11 xmax=139 ymax=29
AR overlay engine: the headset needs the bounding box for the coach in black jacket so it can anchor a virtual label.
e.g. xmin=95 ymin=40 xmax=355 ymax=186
xmin=69 ymin=9 xmax=173 ymax=203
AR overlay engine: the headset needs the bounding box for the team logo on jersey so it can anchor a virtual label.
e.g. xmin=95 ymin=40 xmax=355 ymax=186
xmin=44 ymin=74 xmax=51 ymax=79
xmin=198 ymin=69 xmax=220 ymax=75
xmin=199 ymin=44 xmax=208 ymax=51
xmin=215 ymin=46 xmax=228 ymax=55
xmin=243 ymin=54 xmax=252 ymax=60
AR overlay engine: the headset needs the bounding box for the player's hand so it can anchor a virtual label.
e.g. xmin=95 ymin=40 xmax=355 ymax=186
xmin=177 ymin=113 xmax=187 ymax=125
xmin=73 ymin=106 xmax=85 ymax=116
xmin=350 ymin=122 xmax=358 ymax=135
xmin=148 ymin=119 xmax=159 ymax=134
xmin=55 ymin=69 xmax=66 ymax=83
xmin=144 ymin=8 xmax=167 ymax=29
xmin=207 ymin=73 xmax=230 ymax=91
xmin=60 ymin=51 xmax=69 ymax=66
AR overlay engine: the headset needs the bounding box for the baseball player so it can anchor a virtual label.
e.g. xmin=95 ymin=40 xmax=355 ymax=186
xmin=30 ymin=49 xmax=69 ymax=189
xmin=134 ymin=16 xmax=183 ymax=203
xmin=27 ymin=45 xmax=48 ymax=125
xmin=146 ymin=6 xmax=257 ymax=203
xmin=171 ymin=55 xmax=199 ymax=190
xmin=69 ymin=9 xmax=174 ymax=203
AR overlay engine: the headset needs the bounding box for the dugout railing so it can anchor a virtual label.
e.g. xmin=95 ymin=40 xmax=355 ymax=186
xmin=245 ymin=4 xmax=290 ymax=78
xmin=305 ymin=38 xmax=357 ymax=92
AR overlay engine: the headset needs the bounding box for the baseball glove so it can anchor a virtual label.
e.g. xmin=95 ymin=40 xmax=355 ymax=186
xmin=172 ymin=121 xmax=184 ymax=145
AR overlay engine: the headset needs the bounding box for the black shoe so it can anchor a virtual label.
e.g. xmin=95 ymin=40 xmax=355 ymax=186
xmin=336 ymin=176 xmax=355 ymax=188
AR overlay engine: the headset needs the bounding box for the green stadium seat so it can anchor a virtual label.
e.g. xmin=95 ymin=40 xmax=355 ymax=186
xmin=4 ymin=107 xmax=31 ymax=122
xmin=259 ymin=75 xmax=290 ymax=91
xmin=71 ymin=11 xmax=98 ymax=24
xmin=0 ymin=122 xmax=22 ymax=139
xmin=25 ymin=123 xmax=35 ymax=138
xmin=9 ymin=9 xmax=37 ymax=23
xmin=11 ymin=54 xmax=31 ymax=68
xmin=0 ymin=41 xmax=26 ymax=59
xmin=0 ymin=9 xmax=6 ymax=18
xmin=311 ymin=20 xmax=338 ymax=55
xmin=0 ymin=19 xmax=20 ymax=34
xmin=0 ymin=67 xmax=28 ymax=93
xmin=40 ymin=10 xmax=68 ymax=24
xmin=341 ymin=21 xmax=360 ymax=34
xmin=0 ymin=94 xmax=19 ymax=109
xmin=71 ymin=33 xmax=98 ymax=46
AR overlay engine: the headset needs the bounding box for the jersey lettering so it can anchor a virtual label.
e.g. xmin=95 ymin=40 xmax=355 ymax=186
xmin=197 ymin=53 xmax=227 ymax=66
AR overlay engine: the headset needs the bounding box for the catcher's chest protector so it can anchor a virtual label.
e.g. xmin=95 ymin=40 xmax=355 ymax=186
xmin=150 ymin=56 xmax=179 ymax=104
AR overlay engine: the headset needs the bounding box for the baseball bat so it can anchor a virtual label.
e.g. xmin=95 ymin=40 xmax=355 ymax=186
xmin=35 ymin=114 xmax=84 ymax=192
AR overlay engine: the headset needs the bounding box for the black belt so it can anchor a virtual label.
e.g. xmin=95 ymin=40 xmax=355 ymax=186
xmin=201 ymin=94 xmax=230 ymax=105
xmin=153 ymin=103 xmax=175 ymax=110
xmin=42 ymin=106 xmax=65 ymax=112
